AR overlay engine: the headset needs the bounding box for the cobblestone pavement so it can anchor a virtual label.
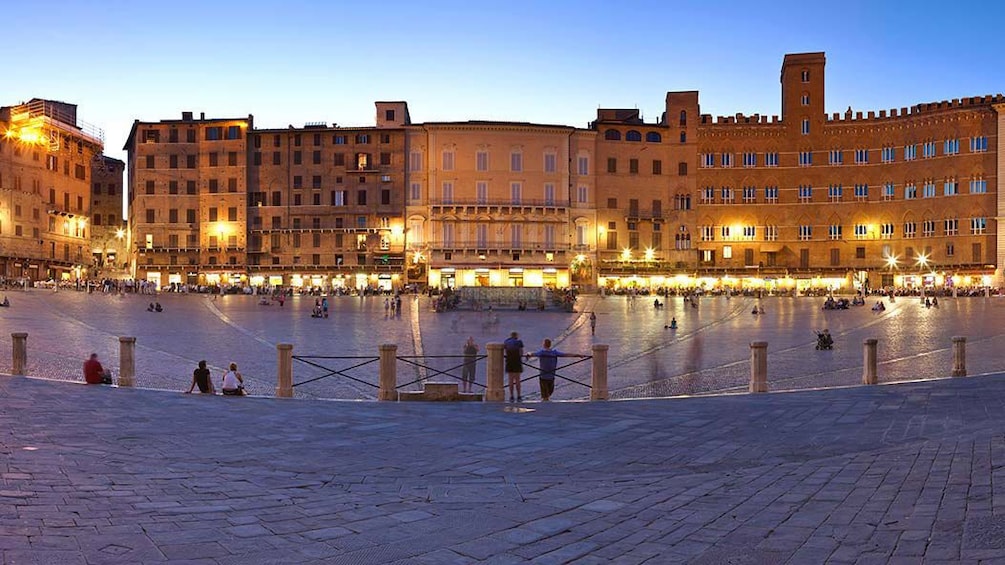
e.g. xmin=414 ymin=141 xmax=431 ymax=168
xmin=4 ymin=374 xmax=1005 ymax=563
xmin=2 ymin=290 xmax=1004 ymax=401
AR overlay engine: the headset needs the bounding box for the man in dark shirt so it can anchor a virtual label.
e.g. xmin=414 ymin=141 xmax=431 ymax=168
xmin=83 ymin=353 xmax=111 ymax=384
xmin=526 ymin=339 xmax=582 ymax=401
xmin=503 ymin=331 xmax=524 ymax=402
xmin=186 ymin=360 xmax=214 ymax=394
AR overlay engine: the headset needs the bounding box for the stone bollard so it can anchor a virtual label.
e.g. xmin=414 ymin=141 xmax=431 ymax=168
xmin=951 ymin=336 xmax=967 ymax=377
xmin=590 ymin=344 xmax=609 ymax=400
xmin=118 ymin=337 xmax=136 ymax=387
xmin=11 ymin=333 xmax=27 ymax=376
xmin=749 ymin=341 xmax=768 ymax=393
xmin=276 ymin=343 xmax=293 ymax=398
xmin=862 ymin=339 xmax=878 ymax=385
xmin=485 ymin=342 xmax=504 ymax=402
xmin=377 ymin=344 xmax=397 ymax=401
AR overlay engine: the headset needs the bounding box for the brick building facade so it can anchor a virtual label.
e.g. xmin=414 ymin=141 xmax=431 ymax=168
xmin=0 ymin=99 xmax=103 ymax=283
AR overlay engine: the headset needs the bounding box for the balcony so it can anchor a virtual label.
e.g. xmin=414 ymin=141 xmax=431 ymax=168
xmin=428 ymin=241 xmax=570 ymax=252
xmin=625 ymin=209 xmax=665 ymax=221
xmin=429 ymin=198 xmax=570 ymax=211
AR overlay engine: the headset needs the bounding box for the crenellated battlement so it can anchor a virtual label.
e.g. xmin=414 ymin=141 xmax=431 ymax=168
xmin=700 ymin=114 xmax=782 ymax=126
xmin=824 ymin=94 xmax=1003 ymax=124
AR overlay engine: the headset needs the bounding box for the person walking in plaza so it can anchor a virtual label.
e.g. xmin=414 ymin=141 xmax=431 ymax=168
xmin=503 ymin=331 xmax=525 ymax=402
xmin=221 ymin=362 xmax=246 ymax=396
xmin=186 ymin=360 xmax=214 ymax=394
xmin=83 ymin=353 xmax=112 ymax=385
xmin=526 ymin=338 xmax=582 ymax=402
xmin=461 ymin=337 xmax=479 ymax=393
xmin=589 ymin=312 xmax=597 ymax=336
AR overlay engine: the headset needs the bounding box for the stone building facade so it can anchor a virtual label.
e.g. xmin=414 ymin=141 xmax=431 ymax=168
xmin=90 ymin=156 xmax=126 ymax=274
xmin=124 ymin=113 xmax=252 ymax=288
xmin=120 ymin=52 xmax=1004 ymax=292
xmin=0 ymin=99 xmax=103 ymax=283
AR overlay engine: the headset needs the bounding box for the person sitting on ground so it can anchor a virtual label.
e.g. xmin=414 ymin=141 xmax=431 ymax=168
xmin=83 ymin=353 xmax=112 ymax=385
xmin=221 ymin=362 xmax=246 ymax=396
xmin=154 ymin=302 xmax=163 ymax=312
xmin=147 ymin=302 xmax=155 ymax=312
xmin=186 ymin=360 xmax=214 ymax=394
xmin=0 ymin=296 xmax=8 ymax=307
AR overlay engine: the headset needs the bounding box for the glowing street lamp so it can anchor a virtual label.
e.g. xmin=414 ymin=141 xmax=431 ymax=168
xmin=620 ymin=248 xmax=632 ymax=262
xmin=644 ymin=247 xmax=655 ymax=262
xmin=916 ymin=253 xmax=929 ymax=269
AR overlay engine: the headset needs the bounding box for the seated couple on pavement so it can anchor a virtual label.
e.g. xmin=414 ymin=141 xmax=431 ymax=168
xmin=186 ymin=360 xmax=246 ymax=395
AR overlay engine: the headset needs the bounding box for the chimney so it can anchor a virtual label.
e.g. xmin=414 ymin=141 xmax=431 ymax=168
xmin=182 ymin=111 xmax=193 ymax=120
xmin=200 ymin=112 xmax=205 ymax=120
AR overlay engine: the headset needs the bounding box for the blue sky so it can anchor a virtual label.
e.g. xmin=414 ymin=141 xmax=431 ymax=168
xmin=7 ymin=1 xmax=1005 ymax=162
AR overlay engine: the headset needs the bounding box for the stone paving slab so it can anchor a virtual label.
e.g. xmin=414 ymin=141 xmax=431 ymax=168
xmin=4 ymin=373 xmax=1005 ymax=562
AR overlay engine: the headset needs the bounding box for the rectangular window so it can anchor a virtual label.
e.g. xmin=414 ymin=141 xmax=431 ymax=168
xmin=510 ymin=182 xmax=522 ymax=204
xmin=944 ymin=139 xmax=959 ymax=155
xmin=882 ymin=147 xmax=895 ymax=163
xmin=314 ymin=150 xmax=323 ymax=165
xmin=476 ymin=181 xmax=488 ymax=204
xmin=904 ymin=144 xmax=917 ymax=161
xmin=883 ymin=182 xmax=895 ymax=201
xmin=475 ymin=151 xmax=489 ymax=172
xmin=971 ymin=217 xmax=987 ymax=235
xmin=333 ymin=190 xmax=347 ymax=206
xmin=228 ymin=207 xmax=238 ymax=222
xmin=923 ymin=141 xmax=936 ymax=158
xmin=577 ymin=156 xmax=589 ymax=175
xmin=829 ymin=149 xmax=843 ymax=165
xmin=854 ymin=149 xmax=868 ymax=164
xmin=409 ymin=183 xmax=421 ymax=201
xmin=701 ymin=153 xmax=714 ymax=168
xmin=510 ymin=152 xmax=522 ymax=172
xmin=208 ymin=207 xmax=218 ymax=222
xmin=829 ymin=224 xmax=842 ymax=240
xmin=544 ymin=183 xmax=555 ymax=205
xmin=765 ymin=186 xmax=778 ymax=203
xmin=971 ymin=136 xmax=988 ymax=153
xmin=904 ymin=222 xmax=916 ymax=238
xmin=970 ymin=178 xmax=987 ymax=194
xmin=944 ymin=180 xmax=958 ymax=196
xmin=922 ymin=182 xmax=936 ymax=198
xmin=798 ymin=185 xmax=812 ymax=203
xmin=607 ymin=157 xmax=617 ymax=173
xmin=357 ymin=189 xmax=367 ymax=206
xmin=828 ymin=184 xmax=842 ymax=202
xmin=441 ymin=151 xmax=454 ymax=171
xmin=799 ymin=151 xmax=812 ymax=166
xmin=881 ymin=224 xmax=894 ymax=239
xmin=905 ymin=183 xmax=917 ymax=199
xmin=544 ymin=153 xmax=556 ymax=173
xmin=854 ymin=224 xmax=868 ymax=239
xmin=441 ymin=182 xmax=453 ymax=204
xmin=720 ymin=153 xmax=733 ymax=167
xmin=742 ymin=186 xmax=756 ymax=203
xmin=629 ymin=159 xmax=639 ymax=174
xmin=577 ymin=186 xmax=588 ymax=203
xmin=651 ymin=159 xmax=662 ymax=175
xmin=854 ymin=184 xmax=868 ymax=200
xmin=801 ymin=119 xmax=810 ymax=135
xmin=765 ymin=152 xmax=779 ymax=167
xmin=742 ymin=152 xmax=756 ymax=167
xmin=944 ymin=218 xmax=958 ymax=236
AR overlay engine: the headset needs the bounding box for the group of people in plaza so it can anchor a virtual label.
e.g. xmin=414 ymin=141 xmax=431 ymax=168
xmin=185 ymin=360 xmax=246 ymax=396
xmin=459 ymin=331 xmax=586 ymax=402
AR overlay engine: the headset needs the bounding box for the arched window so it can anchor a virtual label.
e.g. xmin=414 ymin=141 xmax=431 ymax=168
xmin=604 ymin=129 xmax=621 ymax=141
xmin=679 ymin=110 xmax=687 ymax=126
xmin=679 ymin=131 xmax=686 ymax=144
xmin=645 ymin=132 xmax=661 ymax=143
xmin=626 ymin=130 xmax=642 ymax=142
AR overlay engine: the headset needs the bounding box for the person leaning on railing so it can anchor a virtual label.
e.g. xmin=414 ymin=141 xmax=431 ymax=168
xmin=525 ymin=339 xmax=585 ymax=402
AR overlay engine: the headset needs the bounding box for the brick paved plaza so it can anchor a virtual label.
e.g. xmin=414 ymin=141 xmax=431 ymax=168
xmin=3 ymin=371 xmax=1005 ymax=563
xmin=1 ymin=290 xmax=1003 ymax=399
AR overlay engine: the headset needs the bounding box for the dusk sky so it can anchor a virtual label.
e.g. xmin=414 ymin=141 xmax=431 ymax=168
xmin=8 ymin=1 xmax=1005 ymax=163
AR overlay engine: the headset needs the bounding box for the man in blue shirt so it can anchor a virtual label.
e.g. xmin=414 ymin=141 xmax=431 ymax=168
xmin=526 ymin=338 xmax=582 ymax=401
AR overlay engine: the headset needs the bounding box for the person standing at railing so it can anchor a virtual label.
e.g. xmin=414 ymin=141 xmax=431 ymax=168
xmin=526 ymin=339 xmax=582 ymax=402
xmin=461 ymin=337 xmax=478 ymax=393
xmin=503 ymin=331 xmax=525 ymax=402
